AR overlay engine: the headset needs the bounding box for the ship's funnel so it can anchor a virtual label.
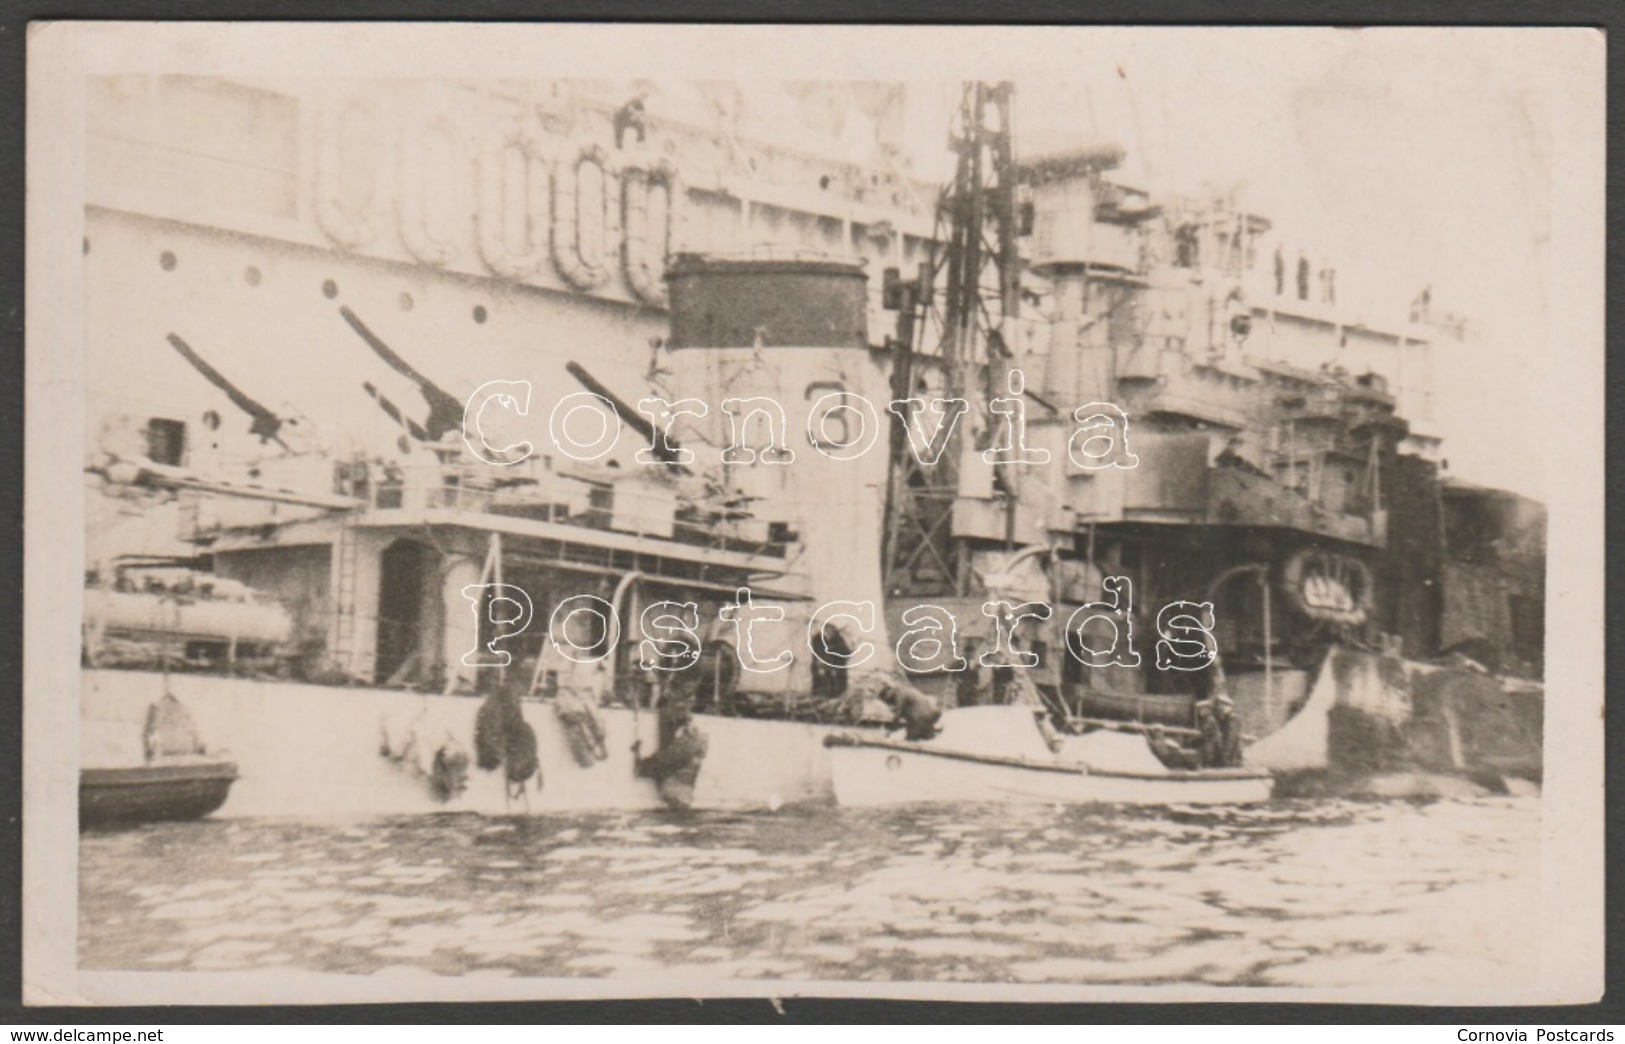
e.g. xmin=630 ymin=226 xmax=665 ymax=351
xmin=659 ymin=254 xmax=892 ymax=655
xmin=665 ymin=255 xmax=868 ymax=351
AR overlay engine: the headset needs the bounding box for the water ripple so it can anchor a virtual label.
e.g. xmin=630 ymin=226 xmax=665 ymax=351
xmin=80 ymin=797 xmax=1540 ymax=988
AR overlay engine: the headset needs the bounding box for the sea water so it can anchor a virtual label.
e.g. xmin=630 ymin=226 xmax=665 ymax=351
xmin=79 ymin=797 xmax=1540 ymax=988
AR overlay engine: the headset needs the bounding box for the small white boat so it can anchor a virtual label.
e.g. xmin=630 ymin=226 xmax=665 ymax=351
xmin=825 ymin=706 xmax=1274 ymax=807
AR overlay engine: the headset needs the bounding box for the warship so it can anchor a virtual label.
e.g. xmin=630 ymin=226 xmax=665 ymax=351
xmin=77 ymin=76 xmax=1544 ymax=818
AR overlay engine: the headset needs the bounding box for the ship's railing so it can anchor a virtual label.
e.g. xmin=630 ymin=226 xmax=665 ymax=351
xmin=681 ymin=245 xmax=868 ymax=266
xmin=350 ymin=456 xmax=789 ymax=560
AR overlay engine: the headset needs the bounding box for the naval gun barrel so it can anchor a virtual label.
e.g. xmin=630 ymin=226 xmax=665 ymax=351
xmin=565 ymin=360 xmax=686 ymax=469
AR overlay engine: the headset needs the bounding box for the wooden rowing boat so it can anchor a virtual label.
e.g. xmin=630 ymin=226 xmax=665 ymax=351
xmin=80 ymin=758 xmax=239 ymax=829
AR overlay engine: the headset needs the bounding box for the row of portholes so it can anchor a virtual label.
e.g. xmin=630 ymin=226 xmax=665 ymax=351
xmin=148 ymin=247 xmax=491 ymax=324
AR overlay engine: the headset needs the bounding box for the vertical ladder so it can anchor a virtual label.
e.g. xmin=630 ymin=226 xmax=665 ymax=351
xmin=330 ymin=524 xmax=359 ymax=678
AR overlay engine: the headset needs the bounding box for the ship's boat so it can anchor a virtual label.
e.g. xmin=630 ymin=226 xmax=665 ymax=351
xmin=81 ymin=687 xmax=238 ymax=828
xmin=825 ymin=706 xmax=1273 ymax=807
xmin=81 ymin=566 xmax=294 ymax=673
xmin=79 ymin=758 xmax=239 ymax=829
xmin=84 ymin=585 xmax=292 ymax=646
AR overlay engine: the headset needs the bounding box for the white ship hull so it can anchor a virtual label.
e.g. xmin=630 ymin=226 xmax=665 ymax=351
xmin=82 ymin=668 xmax=842 ymax=817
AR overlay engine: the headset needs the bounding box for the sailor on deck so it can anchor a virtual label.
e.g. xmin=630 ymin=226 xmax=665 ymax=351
xmin=1147 ymin=724 xmax=1200 ymax=770
xmin=682 ymin=618 xmax=739 ymax=715
xmin=1195 ymin=692 xmax=1243 ymax=768
xmin=881 ymin=679 xmax=942 ymax=742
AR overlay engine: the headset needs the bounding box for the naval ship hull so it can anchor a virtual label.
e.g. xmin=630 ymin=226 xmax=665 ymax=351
xmin=81 ymin=668 xmax=844 ymax=818
xmin=81 ymin=637 xmax=1543 ymax=820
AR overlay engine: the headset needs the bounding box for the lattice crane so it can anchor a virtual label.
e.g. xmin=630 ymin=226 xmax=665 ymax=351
xmin=881 ymin=81 xmax=1024 ymax=598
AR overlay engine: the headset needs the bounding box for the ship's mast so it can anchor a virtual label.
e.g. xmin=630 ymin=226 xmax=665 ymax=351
xmin=882 ymin=81 xmax=1023 ymax=598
